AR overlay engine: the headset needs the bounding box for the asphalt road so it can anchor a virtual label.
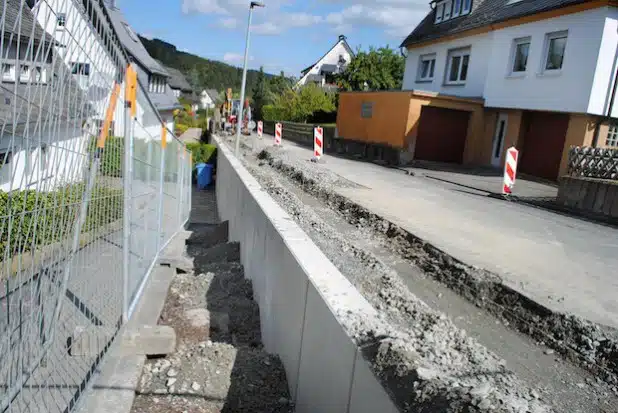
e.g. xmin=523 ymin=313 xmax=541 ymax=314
xmin=244 ymin=134 xmax=618 ymax=330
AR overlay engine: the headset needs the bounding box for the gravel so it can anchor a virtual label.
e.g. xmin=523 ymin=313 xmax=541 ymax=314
xmin=236 ymin=145 xmax=551 ymax=412
xmin=250 ymin=145 xmax=618 ymax=388
xmin=131 ymin=217 xmax=293 ymax=413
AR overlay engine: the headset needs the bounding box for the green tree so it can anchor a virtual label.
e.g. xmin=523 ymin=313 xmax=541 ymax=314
xmin=251 ymin=66 xmax=270 ymax=121
xmin=335 ymin=46 xmax=405 ymax=91
xmin=268 ymin=70 xmax=293 ymax=99
xmin=266 ymin=83 xmax=336 ymax=123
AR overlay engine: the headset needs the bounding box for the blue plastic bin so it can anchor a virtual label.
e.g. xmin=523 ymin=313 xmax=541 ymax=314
xmin=196 ymin=163 xmax=213 ymax=189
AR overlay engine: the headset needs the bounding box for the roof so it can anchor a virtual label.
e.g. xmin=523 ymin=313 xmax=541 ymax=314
xmin=300 ymin=35 xmax=355 ymax=76
xmin=401 ymin=0 xmax=589 ymax=48
xmin=162 ymin=65 xmax=192 ymax=92
xmin=203 ymin=89 xmax=221 ymax=103
xmin=149 ymin=90 xmax=182 ymax=111
xmin=2 ymin=0 xmax=49 ymax=46
xmin=103 ymin=2 xmax=169 ymax=76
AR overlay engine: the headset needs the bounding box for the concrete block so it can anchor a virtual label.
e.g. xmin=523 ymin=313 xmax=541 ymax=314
xmin=122 ymin=325 xmax=176 ymax=356
xmin=349 ymin=350 xmax=399 ymax=413
xmin=582 ymin=180 xmax=597 ymax=210
xmin=296 ymin=283 xmax=357 ymax=413
xmin=612 ymin=190 xmax=618 ymax=218
xmin=68 ymin=326 xmax=113 ymax=357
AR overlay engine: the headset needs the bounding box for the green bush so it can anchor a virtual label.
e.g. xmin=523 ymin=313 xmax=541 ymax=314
xmin=0 ymin=183 xmax=123 ymax=253
xmin=186 ymin=143 xmax=216 ymax=164
xmin=89 ymin=136 xmax=124 ymax=177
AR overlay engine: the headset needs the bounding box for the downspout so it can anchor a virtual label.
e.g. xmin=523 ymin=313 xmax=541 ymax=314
xmin=592 ymin=63 xmax=618 ymax=147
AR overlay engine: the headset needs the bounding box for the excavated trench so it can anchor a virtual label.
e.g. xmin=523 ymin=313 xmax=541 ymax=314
xmin=239 ymin=145 xmax=618 ymax=412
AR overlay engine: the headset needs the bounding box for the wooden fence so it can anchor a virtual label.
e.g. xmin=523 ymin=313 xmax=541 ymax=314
xmin=567 ymin=146 xmax=618 ymax=180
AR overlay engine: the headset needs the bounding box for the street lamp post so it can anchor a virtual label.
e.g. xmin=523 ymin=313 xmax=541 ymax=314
xmin=235 ymin=1 xmax=265 ymax=156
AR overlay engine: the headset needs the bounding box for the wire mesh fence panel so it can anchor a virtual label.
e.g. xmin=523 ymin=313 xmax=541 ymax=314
xmin=0 ymin=1 xmax=191 ymax=412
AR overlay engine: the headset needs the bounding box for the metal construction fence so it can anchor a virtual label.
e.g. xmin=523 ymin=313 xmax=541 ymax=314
xmin=567 ymin=146 xmax=618 ymax=180
xmin=0 ymin=1 xmax=191 ymax=412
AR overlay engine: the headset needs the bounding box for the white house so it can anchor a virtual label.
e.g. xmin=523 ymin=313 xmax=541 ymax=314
xmin=296 ymin=35 xmax=354 ymax=90
xmin=0 ymin=0 xmax=92 ymax=192
xmin=200 ymin=89 xmax=220 ymax=110
xmin=400 ymin=0 xmax=618 ymax=180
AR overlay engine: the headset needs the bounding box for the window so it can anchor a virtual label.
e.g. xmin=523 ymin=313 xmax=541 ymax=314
xmin=436 ymin=0 xmax=470 ymax=23
xmin=71 ymin=62 xmax=90 ymax=76
xmin=56 ymin=13 xmax=66 ymax=28
xmin=40 ymin=145 xmax=48 ymax=171
xmin=443 ymin=0 xmax=453 ymax=20
xmin=452 ymin=0 xmax=462 ymax=17
xmin=446 ymin=48 xmax=470 ymax=84
xmin=2 ymin=64 xmax=14 ymax=81
xmin=462 ymin=0 xmax=472 ymax=14
xmin=0 ymin=151 xmax=11 ymax=166
xmin=361 ymin=101 xmax=373 ymax=118
xmin=607 ymin=123 xmax=618 ymax=147
xmin=417 ymin=54 xmax=436 ymax=81
xmin=544 ymin=31 xmax=567 ymax=71
xmin=19 ymin=65 xmax=30 ymax=83
xmin=149 ymin=75 xmax=166 ymax=94
xmin=511 ymin=37 xmax=530 ymax=73
xmin=435 ymin=2 xmax=444 ymax=23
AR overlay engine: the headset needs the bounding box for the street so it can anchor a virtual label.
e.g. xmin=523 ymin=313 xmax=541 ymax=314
xmin=245 ymin=134 xmax=618 ymax=330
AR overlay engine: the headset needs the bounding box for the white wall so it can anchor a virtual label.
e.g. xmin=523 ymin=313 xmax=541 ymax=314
xmin=215 ymin=137 xmax=398 ymax=413
xmin=402 ymin=31 xmax=493 ymax=98
xmin=484 ymin=7 xmax=609 ymax=113
xmin=0 ymin=121 xmax=88 ymax=192
xmin=588 ymin=8 xmax=618 ymax=118
xmin=33 ymin=0 xmax=124 ymax=135
xmin=297 ymin=40 xmax=353 ymax=87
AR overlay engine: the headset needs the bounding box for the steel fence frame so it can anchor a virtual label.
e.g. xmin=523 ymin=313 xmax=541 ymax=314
xmin=0 ymin=1 xmax=192 ymax=412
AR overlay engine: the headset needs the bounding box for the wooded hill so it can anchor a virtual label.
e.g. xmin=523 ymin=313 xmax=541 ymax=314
xmin=139 ymin=36 xmax=273 ymax=94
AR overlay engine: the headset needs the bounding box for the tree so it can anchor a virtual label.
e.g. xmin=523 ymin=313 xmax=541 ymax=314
xmin=251 ymin=66 xmax=270 ymax=121
xmin=265 ymin=83 xmax=336 ymax=123
xmin=335 ymin=46 xmax=405 ymax=92
xmin=268 ymin=70 xmax=293 ymax=99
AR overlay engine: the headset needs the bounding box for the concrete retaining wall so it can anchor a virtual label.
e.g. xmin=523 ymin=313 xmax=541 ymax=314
xmin=557 ymin=176 xmax=618 ymax=218
xmin=214 ymin=137 xmax=398 ymax=413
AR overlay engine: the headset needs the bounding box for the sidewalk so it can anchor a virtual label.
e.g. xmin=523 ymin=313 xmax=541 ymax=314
xmin=235 ymin=133 xmax=618 ymax=330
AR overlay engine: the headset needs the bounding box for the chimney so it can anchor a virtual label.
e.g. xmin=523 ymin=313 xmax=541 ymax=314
xmin=338 ymin=34 xmax=346 ymax=42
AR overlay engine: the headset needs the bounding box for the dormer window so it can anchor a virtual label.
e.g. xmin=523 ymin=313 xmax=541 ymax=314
xmin=435 ymin=0 xmax=471 ymax=24
xmin=149 ymin=75 xmax=166 ymax=94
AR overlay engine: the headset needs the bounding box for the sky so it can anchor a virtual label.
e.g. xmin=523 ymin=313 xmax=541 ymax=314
xmin=116 ymin=0 xmax=430 ymax=76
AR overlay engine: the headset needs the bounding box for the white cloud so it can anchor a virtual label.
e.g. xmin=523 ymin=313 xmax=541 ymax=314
xmin=325 ymin=3 xmax=427 ymax=37
xmin=219 ymin=17 xmax=238 ymax=29
xmin=223 ymin=52 xmax=255 ymax=64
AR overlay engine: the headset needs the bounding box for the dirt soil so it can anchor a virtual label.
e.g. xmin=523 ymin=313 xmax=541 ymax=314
xmin=230 ymin=141 xmax=618 ymax=413
xmin=130 ymin=207 xmax=294 ymax=413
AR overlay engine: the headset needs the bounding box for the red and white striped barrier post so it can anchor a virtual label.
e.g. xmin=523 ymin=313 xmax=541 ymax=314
xmin=314 ymin=126 xmax=323 ymax=160
xmin=274 ymin=122 xmax=282 ymax=146
xmin=257 ymin=121 xmax=263 ymax=138
xmin=502 ymin=146 xmax=519 ymax=195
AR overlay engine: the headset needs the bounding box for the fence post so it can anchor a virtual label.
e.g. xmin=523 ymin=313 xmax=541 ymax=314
xmin=122 ymin=65 xmax=137 ymax=323
xmin=157 ymin=127 xmax=167 ymax=254
xmin=177 ymin=146 xmax=185 ymax=228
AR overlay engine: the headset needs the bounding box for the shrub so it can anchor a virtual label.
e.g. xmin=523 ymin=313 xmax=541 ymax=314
xmin=0 ymin=184 xmax=123 ymax=253
xmin=186 ymin=143 xmax=216 ymax=164
xmin=89 ymin=136 xmax=124 ymax=177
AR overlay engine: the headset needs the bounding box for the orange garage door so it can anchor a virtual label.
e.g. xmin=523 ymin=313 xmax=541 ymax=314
xmin=519 ymin=111 xmax=569 ymax=181
xmin=415 ymin=106 xmax=470 ymax=164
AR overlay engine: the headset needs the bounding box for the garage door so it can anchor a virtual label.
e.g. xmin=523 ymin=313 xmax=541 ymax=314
xmin=519 ymin=111 xmax=569 ymax=181
xmin=415 ymin=106 xmax=470 ymax=164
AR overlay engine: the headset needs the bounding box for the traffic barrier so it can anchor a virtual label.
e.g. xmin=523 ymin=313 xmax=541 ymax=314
xmin=257 ymin=121 xmax=263 ymax=138
xmin=275 ymin=122 xmax=282 ymax=146
xmin=314 ymin=126 xmax=323 ymax=159
xmin=503 ymin=146 xmax=519 ymax=195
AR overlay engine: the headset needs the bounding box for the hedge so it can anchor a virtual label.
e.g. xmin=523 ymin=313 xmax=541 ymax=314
xmin=0 ymin=183 xmax=123 ymax=253
xmin=186 ymin=143 xmax=216 ymax=164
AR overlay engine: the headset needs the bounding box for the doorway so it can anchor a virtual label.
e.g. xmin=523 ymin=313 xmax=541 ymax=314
xmin=491 ymin=113 xmax=508 ymax=167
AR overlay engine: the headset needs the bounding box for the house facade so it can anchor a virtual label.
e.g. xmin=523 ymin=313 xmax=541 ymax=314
xmin=200 ymin=89 xmax=220 ymax=110
xmin=1 ymin=0 xmax=91 ymax=192
xmin=397 ymin=0 xmax=618 ymax=180
xmin=103 ymin=0 xmax=181 ymax=139
xmin=296 ymin=35 xmax=354 ymax=90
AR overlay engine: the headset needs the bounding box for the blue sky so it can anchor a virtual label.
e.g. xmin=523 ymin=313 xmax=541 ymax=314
xmin=117 ymin=0 xmax=429 ymax=77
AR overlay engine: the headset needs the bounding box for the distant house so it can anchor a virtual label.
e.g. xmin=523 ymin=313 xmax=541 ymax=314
xmin=200 ymin=89 xmax=220 ymax=110
xmin=163 ymin=65 xmax=199 ymax=112
xmin=1 ymin=0 xmax=91 ymax=192
xmin=296 ymin=35 xmax=354 ymax=90
xmin=103 ymin=0 xmax=181 ymax=137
